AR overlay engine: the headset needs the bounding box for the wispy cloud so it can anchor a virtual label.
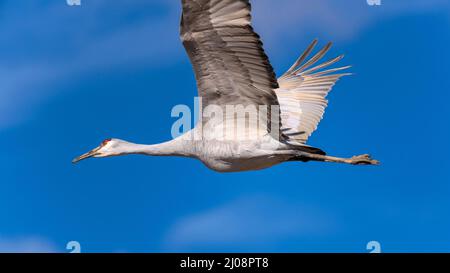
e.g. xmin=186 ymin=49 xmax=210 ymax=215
xmin=1 ymin=0 xmax=448 ymax=130
xmin=252 ymin=0 xmax=450 ymax=51
xmin=0 ymin=236 xmax=58 ymax=253
xmin=163 ymin=195 xmax=337 ymax=251
xmin=0 ymin=0 xmax=180 ymax=130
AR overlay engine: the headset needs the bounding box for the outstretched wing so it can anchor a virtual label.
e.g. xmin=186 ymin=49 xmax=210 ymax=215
xmin=180 ymin=0 xmax=281 ymax=140
xmin=276 ymin=40 xmax=351 ymax=145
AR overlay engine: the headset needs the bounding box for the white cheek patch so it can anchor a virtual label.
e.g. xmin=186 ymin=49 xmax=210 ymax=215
xmin=97 ymin=141 xmax=115 ymax=155
xmin=102 ymin=141 xmax=114 ymax=149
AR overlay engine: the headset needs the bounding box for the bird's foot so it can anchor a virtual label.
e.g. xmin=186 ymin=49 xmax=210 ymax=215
xmin=348 ymin=154 xmax=380 ymax=165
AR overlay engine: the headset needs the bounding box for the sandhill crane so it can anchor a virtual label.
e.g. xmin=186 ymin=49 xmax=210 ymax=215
xmin=73 ymin=0 xmax=379 ymax=172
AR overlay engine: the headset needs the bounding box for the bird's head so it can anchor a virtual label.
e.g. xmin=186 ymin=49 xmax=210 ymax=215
xmin=72 ymin=138 xmax=127 ymax=164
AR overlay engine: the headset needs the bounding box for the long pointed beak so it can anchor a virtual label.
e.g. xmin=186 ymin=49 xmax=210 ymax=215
xmin=72 ymin=147 xmax=100 ymax=164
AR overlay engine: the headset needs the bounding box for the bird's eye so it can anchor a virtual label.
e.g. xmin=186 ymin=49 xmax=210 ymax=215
xmin=102 ymin=139 xmax=112 ymax=146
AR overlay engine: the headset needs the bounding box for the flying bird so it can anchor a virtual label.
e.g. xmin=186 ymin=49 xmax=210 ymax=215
xmin=73 ymin=0 xmax=379 ymax=172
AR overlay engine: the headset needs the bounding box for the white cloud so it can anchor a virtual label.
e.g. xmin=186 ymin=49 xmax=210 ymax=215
xmin=163 ymin=195 xmax=337 ymax=251
xmin=0 ymin=0 xmax=181 ymax=130
xmin=0 ymin=236 xmax=58 ymax=253
xmin=0 ymin=0 xmax=448 ymax=130
xmin=252 ymin=0 xmax=450 ymax=52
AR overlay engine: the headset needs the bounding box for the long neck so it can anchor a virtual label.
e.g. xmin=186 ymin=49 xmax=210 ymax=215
xmin=120 ymin=138 xmax=194 ymax=157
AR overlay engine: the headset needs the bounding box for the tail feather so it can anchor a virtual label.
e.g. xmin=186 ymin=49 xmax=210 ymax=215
xmin=293 ymin=144 xmax=326 ymax=155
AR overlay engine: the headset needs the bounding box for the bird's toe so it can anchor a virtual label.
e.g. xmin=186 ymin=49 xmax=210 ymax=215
xmin=350 ymin=154 xmax=379 ymax=165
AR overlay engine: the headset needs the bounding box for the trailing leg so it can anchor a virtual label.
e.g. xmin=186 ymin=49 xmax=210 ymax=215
xmin=300 ymin=153 xmax=380 ymax=165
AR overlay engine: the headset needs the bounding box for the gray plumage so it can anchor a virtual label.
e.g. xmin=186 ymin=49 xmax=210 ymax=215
xmin=73 ymin=0 xmax=379 ymax=172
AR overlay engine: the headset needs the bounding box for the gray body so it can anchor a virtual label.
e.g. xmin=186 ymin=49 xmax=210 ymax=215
xmin=73 ymin=0 xmax=379 ymax=170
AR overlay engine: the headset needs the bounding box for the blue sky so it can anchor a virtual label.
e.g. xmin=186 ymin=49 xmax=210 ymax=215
xmin=0 ymin=0 xmax=449 ymax=253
